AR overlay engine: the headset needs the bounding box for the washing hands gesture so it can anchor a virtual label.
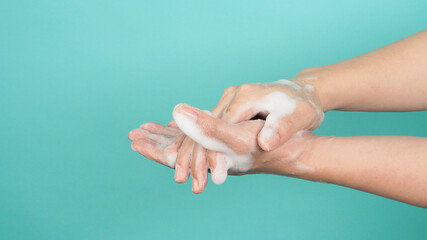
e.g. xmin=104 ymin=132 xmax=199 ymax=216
xmin=129 ymin=75 xmax=324 ymax=193
xmin=129 ymin=103 xmax=320 ymax=184
xmin=129 ymin=30 xmax=427 ymax=208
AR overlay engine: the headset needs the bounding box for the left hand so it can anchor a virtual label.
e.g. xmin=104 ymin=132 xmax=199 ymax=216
xmin=129 ymin=104 xmax=319 ymax=191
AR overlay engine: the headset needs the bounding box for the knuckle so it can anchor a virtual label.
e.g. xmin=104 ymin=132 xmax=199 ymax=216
xmin=223 ymin=86 xmax=237 ymax=96
xmin=224 ymin=104 xmax=234 ymax=115
xmin=239 ymin=83 xmax=253 ymax=91
xmin=198 ymin=116 xmax=219 ymax=137
xmin=204 ymin=123 xmax=219 ymax=138
xmin=223 ymin=103 xmax=240 ymax=118
xmin=278 ymin=118 xmax=295 ymax=133
xmin=296 ymin=67 xmax=320 ymax=76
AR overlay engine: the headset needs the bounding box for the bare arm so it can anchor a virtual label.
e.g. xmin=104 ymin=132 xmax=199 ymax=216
xmin=172 ymin=105 xmax=427 ymax=207
xmin=129 ymin=31 xmax=427 ymax=200
xmin=130 ymin=104 xmax=427 ymax=207
xmin=303 ymin=30 xmax=427 ymax=112
xmin=297 ymin=136 xmax=427 ymax=208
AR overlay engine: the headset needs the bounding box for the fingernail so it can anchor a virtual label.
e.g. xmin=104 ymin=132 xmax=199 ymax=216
xmin=175 ymin=164 xmax=183 ymax=181
xmin=175 ymin=104 xmax=199 ymax=120
xmin=131 ymin=142 xmax=138 ymax=151
xmin=192 ymin=178 xmax=200 ymax=193
xmin=182 ymin=109 xmax=198 ymax=121
xmin=259 ymin=128 xmax=280 ymax=151
xmin=128 ymin=130 xmax=135 ymax=140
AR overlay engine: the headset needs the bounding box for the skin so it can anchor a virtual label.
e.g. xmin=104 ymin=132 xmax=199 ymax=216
xmin=176 ymin=29 xmax=427 ymax=193
xmin=170 ymin=80 xmax=324 ymax=192
xmin=171 ymin=89 xmax=238 ymax=192
xmin=130 ymin=104 xmax=427 ymax=208
xmin=129 ymin=30 xmax=427 ymax=204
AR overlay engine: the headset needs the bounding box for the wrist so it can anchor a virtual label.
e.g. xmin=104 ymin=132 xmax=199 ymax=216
xmin=293 ymin=67 xmax=338 ymax=112
xmin=260 ymin=132 xmax=329 ymax=181
xmin=288 ymin=134 xmax=331 ymax=181
xmin=295 ymin=134 xmax=334 ymax=182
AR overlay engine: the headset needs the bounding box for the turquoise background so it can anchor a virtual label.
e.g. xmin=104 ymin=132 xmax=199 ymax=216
xmin=1 ymin=0 xmax=426 ymax=239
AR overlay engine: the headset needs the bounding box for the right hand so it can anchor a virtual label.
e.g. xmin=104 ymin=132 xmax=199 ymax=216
xmin=218 ymin=77 xmax=324 ymax=151
xmin=173 ymin=75 xmax=325 ymax=193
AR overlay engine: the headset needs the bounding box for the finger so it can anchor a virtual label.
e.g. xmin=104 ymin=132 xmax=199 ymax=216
xmin=174 ymin=137 xmax=194 ymax=183
xmin=220 ymin=85 xmax=264 ymax=123
xmin=191 ymin=143 xmax=208 ymax=194
xmin=131 ymin=139 xmax=172 ymax=168
xmin=257 ymin=103 xmax=308 ymax=151
xmin=163 ymin=133 xmax=186 ymax=167
xmin=168 ymin=120 xmax=178 ymax=128
xmin=210 ymin=86 xmax=238 ymax=116
xmin=128 ymin=128 xmax=174 ymax=145
xmin=221 ymin=100 xmax=261 ymax=123
xmin=140 ymin=122 xmax=181 ymax=137
xmin=207 ymin=150 xmax=229 ymax=184
xmin=173 ymin=104 xmax=240 ymax=152
xmin=186 ymin=85 xmax=236 ymax=187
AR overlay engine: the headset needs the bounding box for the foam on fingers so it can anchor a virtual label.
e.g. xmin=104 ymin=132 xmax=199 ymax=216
xmin=140 ymin=122 xmax=181 ymax=137
xmin=128 ymin=128 xmax=174 ymax=145
xmin=210 ymin=152 xmax=229 ymax=185
xmin=228 ymin=79 xmax=323 ymax=150
xmin=173 ymin=104 xmax=230 ymax=152
xmin=130 ymin=128 xmax=181 ymax=168
xmin=131 ymin=139 xmax=169 ymax=167
xmin=174 ymin=137 xmax=194 ymax=183
xmin=191 ymin=144 xmax=209 ymax=193
xmin=173 ymin=104 xmax=255 ymax=182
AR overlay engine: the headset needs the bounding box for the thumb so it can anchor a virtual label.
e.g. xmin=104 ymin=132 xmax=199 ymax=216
xmin=257 ymin=113 xmax=301 ymax=151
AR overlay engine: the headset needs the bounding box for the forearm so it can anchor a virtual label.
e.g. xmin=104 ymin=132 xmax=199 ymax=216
xmin=297 ymin=30 xmax=427 ymax=112
xmin=300 ymin=136 xmax=427 ymax=208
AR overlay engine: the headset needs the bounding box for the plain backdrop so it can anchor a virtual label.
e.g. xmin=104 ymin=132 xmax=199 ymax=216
xmin=1 ymin=0 xmax=426 ymax=239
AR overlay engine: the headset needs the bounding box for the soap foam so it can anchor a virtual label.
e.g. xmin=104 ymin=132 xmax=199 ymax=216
xmin=276 ymin=79 xmax=323 ymax=129
xmin=173 ymin=109 xmax=254 ymax=184
xmin=164 ymin=151 xmax=178 ymax=168
xmin=231 ymin=90 xmax=297 ymax=130
xmin=304 ymin=84 xmax=315 ymax=92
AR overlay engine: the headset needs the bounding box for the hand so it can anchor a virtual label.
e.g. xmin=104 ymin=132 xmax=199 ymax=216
xmin=130 ymin=74 xmax=325 ymax=193
xmin=128 ymin=122 xmax=185 ymax=168
xmin=172 ymin=104 xmax=318 ymax=180
xmin=130 ymin=105 xmax=318 ymax=184
xmin=171 ymin=76 xmax=325 ymax=193
xmin=169 ymin=87 xmax=238 ymax=193
xmin=216 ymin=77 xmax=324 ymax=152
